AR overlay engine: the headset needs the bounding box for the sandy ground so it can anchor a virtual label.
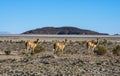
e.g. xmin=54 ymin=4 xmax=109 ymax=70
xmin=0 ymin=34 xmax=120 ymax=41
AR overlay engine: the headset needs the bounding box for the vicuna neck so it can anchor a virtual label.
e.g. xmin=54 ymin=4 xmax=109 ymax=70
xmin=34 ymin=39 xmax=39 ymax=44
xmin=64 ymin=41 xmax=68 ymax=45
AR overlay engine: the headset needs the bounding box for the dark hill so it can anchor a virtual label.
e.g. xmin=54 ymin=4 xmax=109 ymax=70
xmin=22 ymin=27 xmax=108 ymax=35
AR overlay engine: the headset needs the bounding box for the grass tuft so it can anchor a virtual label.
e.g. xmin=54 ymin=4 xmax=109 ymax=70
xmin=34 ymin=45 xmax=45 ymax=54
xmin=4 ymin=50 xmax=11 ymax=55
xmin=95 ymin=46 xmax=107 ymax=55
xmin=112 ymin=45 xmax=120 ymax=56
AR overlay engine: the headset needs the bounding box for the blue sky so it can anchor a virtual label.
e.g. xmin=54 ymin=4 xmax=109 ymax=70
xmin=0 ymin=0 xmax=120 ymax=34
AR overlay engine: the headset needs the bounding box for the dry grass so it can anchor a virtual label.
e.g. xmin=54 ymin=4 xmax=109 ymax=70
xmin=112 ymin=45 xmax=120 ymax=56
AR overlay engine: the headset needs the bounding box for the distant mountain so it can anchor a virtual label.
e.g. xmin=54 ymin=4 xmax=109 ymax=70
xmin=114 ymin=34 xmax=120 ymax=35
xmin=22 ymin=27 xmax=108 ymax=35
xmin=0 ymin=31 xmax=10 ymax=34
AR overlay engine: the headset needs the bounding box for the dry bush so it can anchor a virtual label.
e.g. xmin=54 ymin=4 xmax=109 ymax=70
xmin=76 ymin=41 xmax=86 ymax=46
xmin=65 ymin=49 xmax=73 ymax=54
xmin=10 ymin=40 xmax=13 ymax=43
xmin=34 ymin=45 xmax=45 ymax=54
xmin=4 ymin=50 xmax=11 ymax=55
xmin=18 ymin=40 xmax=26 ymax=43
xmin=107 ymin=41 xmax=113 ymax=45
xmin=69 ymin=40 xmax=74 ymax=44
xmin=95 ymin=46 xmax=107 ymax=55
xmin=75 ymin=41 xmax=81 ymax=44
xmin=112 ymin=45 xmax=120 ymax=56
xmin=82 ymin=40 xmax=87 ymax=44
xmin=0 ymin=40 xmax=2 ymax=43
xmin=13 ymin=40 xmax=26 ymax=43
xmin=42 ymin=41 xmax=52 ymax=45
xmin=102 ymin=39 xmax=107 ymax=44
xmin=42 ymin=40 xmax=47 ymax=44
xmin=99 ymin=39 xmax=107 ymax=46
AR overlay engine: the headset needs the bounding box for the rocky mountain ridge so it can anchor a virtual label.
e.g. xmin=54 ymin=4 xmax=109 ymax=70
xmin=22 ymin=27 xmax=108 ymax=35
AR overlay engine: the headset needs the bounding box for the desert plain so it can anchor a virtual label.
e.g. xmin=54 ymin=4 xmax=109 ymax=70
xmin=0 ymin=35 xmax=120 ymax=76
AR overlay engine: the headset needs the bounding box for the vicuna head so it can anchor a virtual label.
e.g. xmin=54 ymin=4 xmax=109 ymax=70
xmin=64 ymin=39 xmax=69 ymax=45
xmin=34 ymin=38 xmax=39 ymax=43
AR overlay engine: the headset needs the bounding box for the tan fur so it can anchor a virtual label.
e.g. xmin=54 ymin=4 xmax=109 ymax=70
xmin=26 ymin=39 xmax=39 ymax=54
xmin=53 ymin=39 xmax=68 ymax=54
xmin=87 ymin=39 xmax=99 ymax=52
xmin=87 ymin=41 xmax=96 ymax=50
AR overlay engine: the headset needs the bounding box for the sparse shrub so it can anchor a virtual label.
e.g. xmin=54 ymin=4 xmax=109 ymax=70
xmin=103 ymin=39 xmax=107 ymax=44
xmin=43 ymin=40 xmax=47 ymax=44
xmin=10 ymin=40 xmax=13 ymax=43
xmin=79 ymin=42 xmax=82 ymax=45
xmin=4 ymin=50 xmax=11 ymax=55
xmin=34 ymin=45 xmax=45 ymax=54
xmin=19 ymin=40 xmax=26 ymax=43
xmin=75 ymin=41 xmax=85 ymax=46
xmin=82 ymin=41 xmax=87 ymax=44
xmin=69 ymin=40 xmax=73 ymax=44
xmin=99 ymin=39 xmax=107 ymax=46
xmin=75 ymin=41 xmax=81 ymax=44
xmin=98 ymin=40 xmax=102 ymax=45
xmin=0 ymin=40 xmax=2 ymax=43
xmin=112 ymin=45 xmax=120 ymax=56
xmin=47 ymin=41 xmax=52 ymax=44
xmin=95 ymin=46 xmax=107 ymax=55
xmin=81 ymin=41 xmax=87 ymax=47
xmin=4 ymin=40 xmax=8 ymax=42
xmin=107 ymin=41 xmax=113 ymax=45
xmin=51 ymin=40 xmax=54 ymax=42
xmin=65 ymin=49 xmax=72 ymax=54
xmin=15 ymin=40 xmax=26 ymax=43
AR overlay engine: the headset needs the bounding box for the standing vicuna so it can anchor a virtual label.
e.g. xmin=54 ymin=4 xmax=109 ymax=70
xmin=86 ymin=38 xmax=99 ymax=53
xmin=26 ymin=38 xmax=39 ymax=54
xmin=53 ymin=39 xmax=69 ymax=54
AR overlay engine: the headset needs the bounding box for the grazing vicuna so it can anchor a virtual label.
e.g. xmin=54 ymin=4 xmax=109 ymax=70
xmin=53 ymin=39 xmax=68 ymax=54
xmin=26 ymin=39 xmax=39 ymax=54
xmin=86 ymin=39 xmax=99 ymax=53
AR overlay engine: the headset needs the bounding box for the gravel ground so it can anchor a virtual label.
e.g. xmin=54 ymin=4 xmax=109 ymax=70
xmin=0 ymin=35 xmax=120 ymax=76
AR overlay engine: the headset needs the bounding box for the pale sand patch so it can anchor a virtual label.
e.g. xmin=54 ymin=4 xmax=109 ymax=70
xmin=0 ymin=51 xmax=22 ymax=60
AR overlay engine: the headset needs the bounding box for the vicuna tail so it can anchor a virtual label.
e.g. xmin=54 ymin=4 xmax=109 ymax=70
xmin=86 ymin=42 xmax=89 ymax=49
xmin=54 ymin=44 xmax=56 ymax=50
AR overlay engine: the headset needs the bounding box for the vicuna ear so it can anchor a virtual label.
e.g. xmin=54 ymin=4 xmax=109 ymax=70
xmin=65 ymin=39 xmax=69 ymax=43
xmin=37 ymin=38 xmax=39 ymax=40
xmin=97 ymin=38 xmax=100 ymax=41
xmin=64 ymin=39 xmax=67 ymax=42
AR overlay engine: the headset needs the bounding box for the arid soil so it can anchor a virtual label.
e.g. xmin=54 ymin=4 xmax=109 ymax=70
xmin=0 ymin=35 xmax=120 ymax=76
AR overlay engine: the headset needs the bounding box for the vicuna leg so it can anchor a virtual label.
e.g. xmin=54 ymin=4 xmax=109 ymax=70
xmin=53 ymin=47 xmax=57 ymax=54
xmin=61 ymin=49 xmax=63 ymax=54
xmin=32 ymin=48 xmax=35 ymax=54
xmin=26 ymin=46 xmax=30 ymax=54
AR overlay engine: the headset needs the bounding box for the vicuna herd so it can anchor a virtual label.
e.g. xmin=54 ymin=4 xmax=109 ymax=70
xmin=26 ymin=38 xmax=100 ymax=55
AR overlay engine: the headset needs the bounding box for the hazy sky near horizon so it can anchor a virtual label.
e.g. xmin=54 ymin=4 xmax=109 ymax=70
xmin=0 ymin=0 xmax=120 ymax=34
